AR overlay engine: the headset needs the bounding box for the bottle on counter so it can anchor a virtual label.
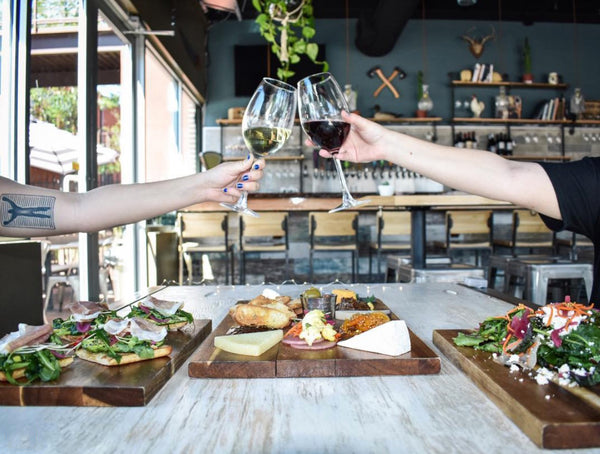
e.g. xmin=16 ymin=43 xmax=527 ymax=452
xmin=455 ymin=132 xmax=465 ymax=148
xmin=497 ymin=133 xmax=506 ymax=155
xmin=465 ymin=131 xmax=473 ymax=149
xmin=505 ymin=131 xmax=514 ymax=156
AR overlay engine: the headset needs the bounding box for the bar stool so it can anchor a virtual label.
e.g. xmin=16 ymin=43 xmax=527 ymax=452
xmin=505 ymin=257 xmax=593 ymax=305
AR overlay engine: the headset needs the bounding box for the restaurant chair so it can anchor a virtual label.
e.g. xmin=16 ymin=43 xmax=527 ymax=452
xmin=238 ymin=212 xmax=289 ymax=284
xmin=433 ymin=210 xmax=493 ymax=267
xmin=309 ymin=211 xmax=359 ymax=283
xmin=368 ymin=210 xmax=411 ymax=281
xmin=554 ymin=231 xmax=593 ymax=262
xmin=492 ymin=209 xmax=555 ymax=256
xmin=200 ymin=151 xmax=223 ymax=171
xmin=177 ymin=211 xmax=234 ymax=285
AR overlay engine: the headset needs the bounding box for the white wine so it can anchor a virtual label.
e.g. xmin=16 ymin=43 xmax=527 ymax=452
xmin=243 ymin=127 xmax=291 ymax=157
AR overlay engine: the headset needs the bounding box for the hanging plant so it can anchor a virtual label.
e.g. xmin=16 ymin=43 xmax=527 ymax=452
xmin=252 ymin=0 xmax=328 ymax=81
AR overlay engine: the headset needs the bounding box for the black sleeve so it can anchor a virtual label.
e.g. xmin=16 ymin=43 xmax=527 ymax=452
xmin=537 ymin=157 xmax=600 ymax=241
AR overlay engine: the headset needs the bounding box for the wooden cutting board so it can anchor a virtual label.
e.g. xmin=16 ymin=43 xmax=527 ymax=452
xmin=0 ymin=320 xmax=211 ymax=407
xmin=433 ymin=329 xmax=600 ymax=449
xmin=188 ymin=307 xmax=440 ymax=379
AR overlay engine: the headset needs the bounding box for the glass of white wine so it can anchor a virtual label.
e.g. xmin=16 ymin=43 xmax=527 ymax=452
xmin=221 ymin=78 xmax=297 ymax=217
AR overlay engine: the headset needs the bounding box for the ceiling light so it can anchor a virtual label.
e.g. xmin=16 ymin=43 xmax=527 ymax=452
xmin=457 ymin=0 xmax=477 ymax=6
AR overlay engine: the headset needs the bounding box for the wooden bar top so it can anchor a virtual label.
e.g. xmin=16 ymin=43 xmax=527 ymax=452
xmin=184 ymin=192 xmax=514 ymax=212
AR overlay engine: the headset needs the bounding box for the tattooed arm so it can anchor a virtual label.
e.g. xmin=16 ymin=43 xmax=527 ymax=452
xmin=0 ymin=158 xmax=264 ymax=237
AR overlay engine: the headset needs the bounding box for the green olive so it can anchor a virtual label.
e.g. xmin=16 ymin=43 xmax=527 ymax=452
xmin=303 ymin=287 xmax=321 ymax=298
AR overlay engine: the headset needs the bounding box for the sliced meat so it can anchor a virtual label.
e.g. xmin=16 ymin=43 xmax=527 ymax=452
xmin=129 ymin=317 xmax=167 ymax=343
xmin=0 ymin=323 xmax=53 ymax=354
xmin=69 ymin=300 xmax=109 ymax=322
xmin=143 ymin=296 xmax=184 ymax=316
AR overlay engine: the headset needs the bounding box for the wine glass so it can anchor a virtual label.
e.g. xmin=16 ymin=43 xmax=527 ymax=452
xmin=221 ymin=78 xmax=297 ymax=217
xmin=297 ymin=72 xmax=369 ymax=213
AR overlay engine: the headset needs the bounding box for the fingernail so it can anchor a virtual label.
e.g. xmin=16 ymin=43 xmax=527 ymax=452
xmin=246 ymin=153 xmax=251 ymax=160
xmin=223 ymin=188 xmax=228 ymax=193
xmin=242 ymin=174 xmax=249 ymax=181
xmin=253 ymin=164 xmax=260 ymax=170
xmin=236 ymin=183 xmax=243 ymax=189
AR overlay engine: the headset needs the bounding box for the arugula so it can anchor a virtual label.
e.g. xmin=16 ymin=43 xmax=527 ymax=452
xmin=0 ymin=349 xmax=65 ymax=385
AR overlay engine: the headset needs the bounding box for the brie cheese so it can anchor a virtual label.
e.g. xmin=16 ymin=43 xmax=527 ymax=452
xmin=214 ymin=330 xmax=283 ymax=356
xmin=338 ymin=320 xmax=411 ymax=356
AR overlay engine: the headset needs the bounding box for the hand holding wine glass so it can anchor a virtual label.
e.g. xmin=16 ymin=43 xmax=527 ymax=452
xmin=221 ymin=78 xmax=297 ymax=217
xmin=297 ymin=72 xmax=369 ymax=212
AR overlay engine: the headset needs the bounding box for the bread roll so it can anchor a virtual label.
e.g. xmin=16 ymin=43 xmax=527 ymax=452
xmin=76 ymin=345 xmax=172 ymax=366
xmin=230 ymin=304 xmax=292 ymax=329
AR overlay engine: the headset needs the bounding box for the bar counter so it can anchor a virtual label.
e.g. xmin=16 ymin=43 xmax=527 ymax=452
xmin=2 ymin=283 xmax=597 ymax=453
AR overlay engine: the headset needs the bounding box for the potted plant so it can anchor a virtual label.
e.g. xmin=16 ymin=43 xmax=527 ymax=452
xmin=377 ymin=180 xmax=394 ymax=196
xmin=522 ymin=37 xmax=533 ymax=83
xmin=253 ymin=0 xmax=328 ymax=81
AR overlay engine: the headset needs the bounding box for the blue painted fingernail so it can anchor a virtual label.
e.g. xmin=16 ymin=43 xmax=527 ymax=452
xmin=242 ymin=174 xmax=249 ymax=181
xmin=253 ymin=164 xmax=260 ymax=170
xmin=223 ymin=188 xmax=228 ymax=193
xmin=246 ymin=153 xmax=251 ymax=160
xmin=236 ymin=183 xmax=243 ymax=189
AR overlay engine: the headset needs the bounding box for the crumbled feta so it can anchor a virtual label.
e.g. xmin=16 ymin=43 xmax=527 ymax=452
xmin=534 ymin=367 xmax=554 ymax=385
xmin=509 ymin=364 xmax=519 ymax=373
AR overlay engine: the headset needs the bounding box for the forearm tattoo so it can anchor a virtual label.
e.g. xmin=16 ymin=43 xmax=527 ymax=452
xmin=1 ymin=194 xmax=56 ymax=230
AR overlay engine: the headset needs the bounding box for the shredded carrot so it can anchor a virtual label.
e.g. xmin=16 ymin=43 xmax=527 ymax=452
xmin=284 ymin=322 xmax=303 ymax=338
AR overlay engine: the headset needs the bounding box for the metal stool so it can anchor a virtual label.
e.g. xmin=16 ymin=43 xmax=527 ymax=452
xmin=386 ymin=255 xmax=451 ymax=283
xmin=487 ymin=254 xmax=555 ymax=293
xmin=396 ymin=263 xmax=484 ymax=284
xmin=505 ymin=257 xmax=593 ymax=305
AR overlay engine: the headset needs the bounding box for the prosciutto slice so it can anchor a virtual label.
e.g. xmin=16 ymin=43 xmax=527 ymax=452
xmin=142 ymin=297 xmax=184 ymax=317
xmin=129 ymin=317 xmax=167 ymax=343
xmin=70 ymin=300 xmax=109 ymax=322
xmin=103 ymin=318 xmax=130 ymax=336
xmin=0 ymin=324 xmax=53 ymax=354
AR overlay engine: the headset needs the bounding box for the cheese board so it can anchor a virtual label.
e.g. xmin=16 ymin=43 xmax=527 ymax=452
xmin=0 ymin=320 xmax=211 ymax=407
xmin=188 ymin=302 xmax=440 ymax=379
xmin=433 ymin=329 xmax=600 ymax=449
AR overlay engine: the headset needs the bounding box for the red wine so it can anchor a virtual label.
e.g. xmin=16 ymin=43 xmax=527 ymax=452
xmin=303 ymin=120 xmax=350 ymax=152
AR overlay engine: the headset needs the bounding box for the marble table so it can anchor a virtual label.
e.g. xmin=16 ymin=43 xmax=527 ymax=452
xmin=1 ymin=283 xmax=598 ymax=454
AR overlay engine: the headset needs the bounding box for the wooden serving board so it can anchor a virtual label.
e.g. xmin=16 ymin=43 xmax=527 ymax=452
xmin=0 ymin=320 xmax=211 ymax=407
xmin=188 ymin=307 xmax=440 ymax=379
xmin=433 ymin=329 xmax=600 ymax=449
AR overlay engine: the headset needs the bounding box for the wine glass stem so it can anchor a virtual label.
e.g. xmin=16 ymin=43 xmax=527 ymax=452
xmin=237 ymin=190 xmax=249 ymax=209
xmin=333 ymin=158 xmax=354 ymax=201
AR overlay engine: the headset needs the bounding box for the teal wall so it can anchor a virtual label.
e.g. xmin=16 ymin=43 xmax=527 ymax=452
xmin=204 ymin=18 xmax=600 ymax=125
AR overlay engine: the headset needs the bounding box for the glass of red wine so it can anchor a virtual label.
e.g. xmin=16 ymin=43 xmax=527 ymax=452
xmin=221 ymin=78 xmax=297 ymax=217
xmin=297 ymin=72 xmax=369 ymax=213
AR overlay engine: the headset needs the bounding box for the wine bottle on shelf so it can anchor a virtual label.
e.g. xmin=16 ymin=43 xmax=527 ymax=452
xmin=455 ymin=132 xmax=465 ymax=148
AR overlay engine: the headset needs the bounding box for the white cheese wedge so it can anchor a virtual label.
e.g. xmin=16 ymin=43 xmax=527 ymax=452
xmin=337 ymin=320 xmax=411 ymax=356
xmin=214 ymin=330 xmax=283 ymax=357
xmin=261 ymin=288 xmax=280 ymax=299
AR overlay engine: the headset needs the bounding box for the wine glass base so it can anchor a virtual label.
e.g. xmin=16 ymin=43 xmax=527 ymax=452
xmin=220 ymin=202 xmax=260 ymax=217
xmin=328 ymin=198 xmax=371 ymax=213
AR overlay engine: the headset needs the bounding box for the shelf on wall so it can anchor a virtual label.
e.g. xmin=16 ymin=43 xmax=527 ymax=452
xmin=223 ymin=155 xmax=304 ymax=162
xmin=369 ymin=117 xmax=443 ymax=124
xmin=452 ymin=117 xmax=568 ymax=125
xmin=451 ymin=81 xmax=568 ymax=89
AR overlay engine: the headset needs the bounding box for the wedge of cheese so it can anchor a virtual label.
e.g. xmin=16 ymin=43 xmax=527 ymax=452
xmin=214 ymin=330 xmax=283 ymax=356
xmin=337 ymin=320 xmax=411 ymax=356
xmin=332 ymin=289 xmax=357 ymax=303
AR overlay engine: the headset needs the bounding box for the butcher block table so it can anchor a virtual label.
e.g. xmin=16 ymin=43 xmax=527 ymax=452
xmin=1 ymin=283 xmax=599 ymax=454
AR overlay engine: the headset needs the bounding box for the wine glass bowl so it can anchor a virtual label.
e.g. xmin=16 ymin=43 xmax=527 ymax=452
xmin=221 ymin=78 xmax=296 ymax=217
xmin=297 ymin=72 xmax=369 ymax=213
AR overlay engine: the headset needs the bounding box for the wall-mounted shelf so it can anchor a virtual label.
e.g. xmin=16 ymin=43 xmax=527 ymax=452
xmin=223 ymin=155 xmax=304 ymax=162
xmin=452 ymin=117 xmax=568 ymax=125
xmin=370 ymin=117 xmax=443 ymax=124
xmin=451 ymin=81 xmax=568 ymax=90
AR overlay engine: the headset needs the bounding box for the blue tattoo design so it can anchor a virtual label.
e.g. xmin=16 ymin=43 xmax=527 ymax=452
xmin=1 ymin=194 xmax=56 ymax=230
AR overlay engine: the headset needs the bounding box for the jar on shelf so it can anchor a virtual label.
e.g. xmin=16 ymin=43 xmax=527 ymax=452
xmin=417 ymin=84 xmax=434 ymax=117
xmin=495 ymin=86 xmax=509 ymax=119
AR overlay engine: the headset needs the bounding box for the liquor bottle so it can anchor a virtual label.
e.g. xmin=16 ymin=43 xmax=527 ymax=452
xmin=505 ymin=131 xmax=514 ymax=156
xmin=497 ymin=133 xmax=506 ymax=155
xmin=487 ymin=133 xmax=497 ymax=153
xmin=455 ymin=132 xmax=465 ymax=148
xmin=465 ymin=131 xmax=473 ymax=149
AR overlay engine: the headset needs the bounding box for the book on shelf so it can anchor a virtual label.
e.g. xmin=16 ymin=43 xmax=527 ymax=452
xmin=534 ymin=97 xmax=565 ymax=121
xmin=470 ymin=63 xmax=493 ymax=83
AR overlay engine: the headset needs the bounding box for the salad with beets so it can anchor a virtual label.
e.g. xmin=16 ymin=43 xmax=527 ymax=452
xmin=453 ymin=297 xmax=600 ymax=387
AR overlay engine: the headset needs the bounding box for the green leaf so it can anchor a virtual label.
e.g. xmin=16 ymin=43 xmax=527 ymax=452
xmin=322 ymin=61 xmax=330 ymax=72
xmin=302 ymin=26 xmax=316 ymax=39
xmin=252 ymin=0 xmax=262 ymax=12
xmin=290 ymin=54 xmax=300 ymax=64
xmin=293 ymin=39 xmax=306 ymax=53
xmin=306 ymin=43 xmax=318 ymax=61
xmin=255 ymin=13 xmax=268 ymax=26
